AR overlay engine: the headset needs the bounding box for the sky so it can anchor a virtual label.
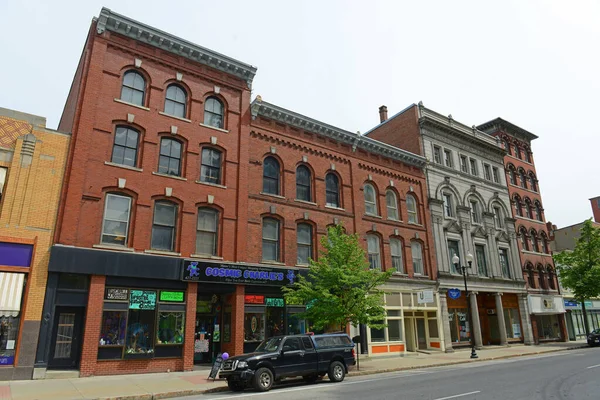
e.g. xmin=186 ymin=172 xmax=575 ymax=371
xmin=1 ymin=0 xmax=598 ymax=228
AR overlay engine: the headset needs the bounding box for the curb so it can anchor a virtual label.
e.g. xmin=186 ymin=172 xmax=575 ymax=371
xmin=347 ymin=344 xmax=589 ymax=377
xmin=95 ymin=345 xmax=589 ymax=400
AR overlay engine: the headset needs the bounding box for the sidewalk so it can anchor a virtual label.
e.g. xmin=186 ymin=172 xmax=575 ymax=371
xmin=0 ymin=340 xmax=588 ymax=400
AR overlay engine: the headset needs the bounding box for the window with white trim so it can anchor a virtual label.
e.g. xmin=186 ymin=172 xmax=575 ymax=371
xmin=411 ymin=241 xmax=423 ymax=275
xmin=296 ymin=223 xmax=313 ymax=265
xmin=196 ymin=208 xmax=219 ymax=256
xmin=101 ymin=194 xmax=132 ymax=246
xmin=390 ymin=238 xmax=404 ymax=273
xmin=406 ymin=194 xmax=418 ymax=224
xmin=444 ymin=149 xmax=453 ymax=167
xmin=367 ymin=234 xmax=381 ymax=270
xmin=386 ymin=190 xmax=399 ymax=220
xmin=364 ymin=183 xmax=378 ymax=216
xmin=433 ymin=146 xmax=442 ymax=164
xmin=151 ymin=201 xmax=177 ymax=251
xmin=443 ymin=193 xmax=453 ymax=218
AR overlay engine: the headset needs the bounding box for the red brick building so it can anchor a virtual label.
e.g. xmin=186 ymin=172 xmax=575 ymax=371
xmin=34 ymin=8 xmax=438 ymax=378
xmin=477 ymin=118 xmax=567 ymax=343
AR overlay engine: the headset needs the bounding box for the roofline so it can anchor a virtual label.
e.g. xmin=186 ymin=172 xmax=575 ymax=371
xmin=477 ymin=117 xmax=538 ymax=141
xmin=250 ymin=99 xmax=427 ymax=169
xmin=96 ymin=8 xmax=257 ymax=86
xmin=418 ymin=104 xmax=506 ymax=156
xmin=363 ymin=103 xmax=417 ymax=137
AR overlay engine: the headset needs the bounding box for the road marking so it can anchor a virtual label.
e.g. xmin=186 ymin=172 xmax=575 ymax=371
xmin=434 ymin=391 xmax=481 ymax=400
xmin=586 ymin=364 xmax=600 ymax=369
xmin=204 ymin=371 xmax=435 ymax=399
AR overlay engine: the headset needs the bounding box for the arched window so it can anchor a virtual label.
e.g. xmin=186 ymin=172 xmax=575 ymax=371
xmin=158 ymin=138 xmax=182 ymax=176
xmin=530 ymin=230 xmax=540 ymax=253
xmin=367 ymin=234 xmax=381 ymax=270
xmin=297 ymin=223 xmax=313 ymax=265
xmin=111 ymin=126 xmax=139 ymax=168
xmin=493 ymin=206 xmax=503 ymax=228
xmin=200 ymin=148 xmax=222 ymax=185
xmin=529 ymin=174 xmax=538 ymax=192
xmin=541 ymin=232 xmax=550 ymax=254
xmin=519 ymin=169 xmax=528 ymax=189
xmin=262 ymin=217 xmax=280 ymax=262
xmin=547 ymin=267 xmax=556 ymax=290
xmin=151 ymin=201 xmax=178 ymax=251
xmin=263 ymin=157 xmax=280 ymax=195
xmin=164 ymin=84 xmax=187 ymax=118
xmin=101 ymin=193 xmax=132 ymax=246
xmin=503 ymin=139 xmax=512 ymax=155
xmin=196 ymin=208 xmax=219 ymax=256
xmin=508 ymin=166 xmax=517 ymax=185
xmin=524 ymin=199 xmax=533 ymax=219
xmin=296 ymin=165 xmax=311 ymax=202
xmin=406 ymin=194 xmax=418 ymax=224
xmin=120 ymin=71 xmax=146 ymax=106
xmin=386 ymin=190 xmax=399 ymax=220
xmin=519 ymin=227 xmax=529 ymax=251
xmin=364 ymin=183 xmax=378 ymax=216
xmin=411 ymin=241 xmax=424 ymax=275
xmin=390 ymin=238 xmax=404 ymax=273
xmin=469 ymin=199 xmax=481 ymax=224
xmin=535 ymin=201 xmax=543 ymax=221
xmin=325 ymin=173 xmax=340 ymax=208
xmin=514 ymin=196 xmax=523 ymax=217
xmin=525 ymin=150 xmax=532 ymax=163
xmin=204 ymin=96 xmax=224 ymax=128
xmin=527 ymin=265 xmax=536 ymax=288
xmin=515 ymin=145 xmax=522 ymax=160
xmin=537 ymin=265 xmax=546 ymax=289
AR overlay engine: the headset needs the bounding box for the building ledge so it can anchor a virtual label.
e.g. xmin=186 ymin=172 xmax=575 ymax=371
xmin=199 ymin=123 xmax=229 ymax=134
xmin=113 ymin=98 xmax=150 ymax=111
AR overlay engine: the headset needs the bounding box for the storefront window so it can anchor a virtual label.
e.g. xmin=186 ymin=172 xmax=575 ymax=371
xmin=0 ymin=316 xmax=20 ymax=365
xmin=126 ymin=309 xmax=156 ymax=355
xmin=538 ymin=315 xmax=560 ymax=339
xmin=156 ymin=312 xmax=184 ymax=344
xmin=100 ymin=311 xmax=127 ymax=345
xmin=370 ymin=321 xmax=386 ymax=342
xmin=503 ymin=308 xmax=521 ymax=339
xmin=99 ymin=288 xmax=185 ymax=360
xmin=266 ymin=307 xmax=284 ymax=338
xmin=287 ymin=312 xmax=306 ymax=335
xmin=428 ymin=312 xmax=439 ymax=338
xmin=244 ymin=311 xmax=265 ymax=342
xmin=449 ymin=308 xmax=470 ymax=343
xmin=388 ymin=319 xmax=403 ymax=341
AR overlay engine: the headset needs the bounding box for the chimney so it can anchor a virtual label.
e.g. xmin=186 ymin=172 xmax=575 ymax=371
xmin=379 ymin=105 xmax=388 ymax=123
xmin=591 ymin=196 xmax=600 ymax=223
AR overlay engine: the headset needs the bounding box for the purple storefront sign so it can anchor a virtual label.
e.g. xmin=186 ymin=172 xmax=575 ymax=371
xmin=0 ymin=242 xmax=33 ymax=267
xmin=0 ymin=356 xmax=15 ymax=365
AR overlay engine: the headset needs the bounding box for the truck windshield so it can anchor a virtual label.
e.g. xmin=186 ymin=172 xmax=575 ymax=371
xmin=255 ymin=337 xmax=283 ymax=352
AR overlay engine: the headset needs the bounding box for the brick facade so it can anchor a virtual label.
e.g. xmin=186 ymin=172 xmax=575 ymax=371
xmin=478 ymin=118 xmax=567 ymax=343
xmin=0 ymin=109 xmax=70 ymax=380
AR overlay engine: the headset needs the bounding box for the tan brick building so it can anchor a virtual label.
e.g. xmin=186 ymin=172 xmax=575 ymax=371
xmin=0 ymin=108 xmax=70 ymax=380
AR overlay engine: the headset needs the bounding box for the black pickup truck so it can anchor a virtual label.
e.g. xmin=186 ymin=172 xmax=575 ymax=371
xmin=219 ymin=333 xmax=356 ymax=392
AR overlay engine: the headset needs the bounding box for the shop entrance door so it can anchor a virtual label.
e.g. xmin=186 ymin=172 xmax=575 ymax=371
xmin=405 ymin=318 xmax=416 ymax=352
xmin=48 ymin=307 xmax=84 ymax=369
xmin=195 ymin=315 xmax=218 ymax=364
xmin=416 ymin=319 xmax=427 ymax=350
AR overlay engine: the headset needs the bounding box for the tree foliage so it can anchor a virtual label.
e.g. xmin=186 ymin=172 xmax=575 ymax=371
xmin=553 ymin=219 xmax=600 ymax=300
xmin=282 ymin=224 xmax=393 ymax=332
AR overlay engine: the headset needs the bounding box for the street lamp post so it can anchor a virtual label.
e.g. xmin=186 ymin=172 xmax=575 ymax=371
xmin=452 ymin=252 xmax=478 ymax=359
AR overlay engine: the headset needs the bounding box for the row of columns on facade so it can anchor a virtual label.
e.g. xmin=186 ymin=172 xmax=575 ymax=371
xmin=439 ymin=290 xmax=535 ymax=352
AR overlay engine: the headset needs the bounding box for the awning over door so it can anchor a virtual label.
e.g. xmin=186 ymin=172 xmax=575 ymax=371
xmin=0 ymin=272 xmax=25 ymax=317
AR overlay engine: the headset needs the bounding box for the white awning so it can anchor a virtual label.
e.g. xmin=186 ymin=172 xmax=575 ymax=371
xmin=0 ymin=272 xmax=25 ymax=317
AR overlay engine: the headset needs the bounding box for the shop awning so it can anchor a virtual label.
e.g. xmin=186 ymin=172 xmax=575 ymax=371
xmin=0 ymin=272 xmax=25 ymax=317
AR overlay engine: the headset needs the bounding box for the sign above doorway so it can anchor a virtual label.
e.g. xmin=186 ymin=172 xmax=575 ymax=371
xmin=182 ymin=260 xmax=299 ymax=287
xmin=448 ymin=288 xmax=461 ymax=300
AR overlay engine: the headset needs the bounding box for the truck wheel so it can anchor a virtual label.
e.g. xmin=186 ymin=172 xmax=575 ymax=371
xmin=327 ymin=361 xmax=345 ymax=382
xmin=227 ymin=379 xmax=245 ymax=392
xmin=253 ymin=367 xmax=274 ymax=392
xmin=303 ymin=374 xmax=319 ymax=384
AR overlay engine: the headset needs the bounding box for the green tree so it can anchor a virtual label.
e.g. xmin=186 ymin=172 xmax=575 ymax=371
xmin=283 ymin=224 xmax=393 ymax=332
xmin=553 ymin=219 xmax=600 ymax=336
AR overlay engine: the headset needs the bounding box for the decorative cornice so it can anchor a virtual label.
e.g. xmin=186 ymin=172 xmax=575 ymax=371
xmin=418 ymin=106 xmax=505 ymax=157
xmin=251 ymin=98 xmax=427 ymax=169
xmin=96 ymin=8 xmax=257 ymax=87
xmin=250 ymin=130 xmax=350 ymax=164
xmin=357 ymin=163 xmax=422 ymax=185
xmin=477 ymin=118 xmax=538 ymax=142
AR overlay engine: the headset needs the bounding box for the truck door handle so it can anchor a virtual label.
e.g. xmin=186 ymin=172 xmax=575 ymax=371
xmin=299 ymin=352 xmax=305 ymax=357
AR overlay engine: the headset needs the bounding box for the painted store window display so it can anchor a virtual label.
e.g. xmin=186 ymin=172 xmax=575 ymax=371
xmin=448 ymin=308 xmax=471 ymax=343
xmin=99 ymin=288 xmax=186 ymax=360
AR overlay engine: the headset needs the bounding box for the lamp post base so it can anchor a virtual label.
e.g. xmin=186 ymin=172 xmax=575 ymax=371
xmin=470 ymin=348 xmax=478 ymax=359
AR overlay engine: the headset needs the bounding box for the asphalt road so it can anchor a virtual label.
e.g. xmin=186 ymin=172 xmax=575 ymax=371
xmin=179 ymin=347 xmax=600 ymax=400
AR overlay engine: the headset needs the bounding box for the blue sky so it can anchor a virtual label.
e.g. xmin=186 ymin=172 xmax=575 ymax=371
xmin=1 ymin=0 xmax=598 ymax=228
